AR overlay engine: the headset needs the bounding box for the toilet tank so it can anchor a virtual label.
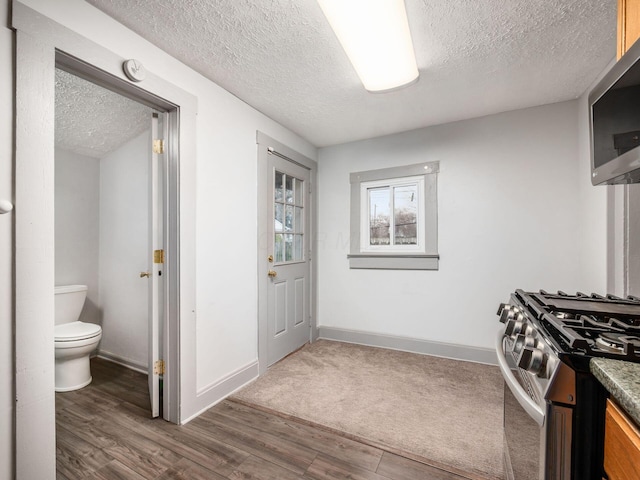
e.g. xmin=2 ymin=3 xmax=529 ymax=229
xmin=54 ymin=285 xmax=88 ymax=326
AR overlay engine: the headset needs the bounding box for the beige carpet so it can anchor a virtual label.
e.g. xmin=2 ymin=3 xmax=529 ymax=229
xmin=231 ymin=340 xmax=504 ymax=480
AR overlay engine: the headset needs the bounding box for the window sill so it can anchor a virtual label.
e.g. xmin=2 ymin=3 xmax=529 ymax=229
xmin=347 ymin=253 xmax=439 ymax=270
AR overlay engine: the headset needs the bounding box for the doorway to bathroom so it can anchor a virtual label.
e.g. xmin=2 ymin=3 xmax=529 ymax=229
xmin=14 ymin=10 xmax=196 ymax=473
xmin=54 ymin=66 xmax=167 ymax=419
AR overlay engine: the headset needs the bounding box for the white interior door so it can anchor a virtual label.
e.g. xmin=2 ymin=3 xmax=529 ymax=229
xmin=148 ymin=112 xmax=165 ymax=418
xmin=266 ymin=154 xmax=311 ymax=365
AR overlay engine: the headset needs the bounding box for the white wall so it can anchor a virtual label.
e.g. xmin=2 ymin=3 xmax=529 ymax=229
xmin=17 ymin=0 xmax=317 ymax=424
xmin=55 ymin=149 xmax=101 ymax=325
xmin=578 ymin=59 xmax=624 ymax=294
xmin=0 ymin=0 xmax=14 ymax=477
xmin=317 ymin=101 xmax=606 ymax=351
xmin=98 ymin=131 xmax=150 ymax=369
xmin=577 ymin=81 xmax=609 ymax=296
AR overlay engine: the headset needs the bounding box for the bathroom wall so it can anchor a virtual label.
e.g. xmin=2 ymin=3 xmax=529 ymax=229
xmin=98 ymin=130 xmax=150 ymax=370
xmin=55 ymin=131 xmax=151 ymax=370
xmin=54 ymin=149 xmax=101 ymax=325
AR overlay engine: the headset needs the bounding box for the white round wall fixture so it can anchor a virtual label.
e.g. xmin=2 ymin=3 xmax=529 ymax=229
xmin=0 ymin=199 xmax=13 ymax=214
xmin=123 ymin=59 xmax=146 ymax=82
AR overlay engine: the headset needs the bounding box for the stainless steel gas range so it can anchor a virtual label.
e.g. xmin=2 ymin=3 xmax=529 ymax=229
xmin=496 ymin=289 xmax=640 ymax=480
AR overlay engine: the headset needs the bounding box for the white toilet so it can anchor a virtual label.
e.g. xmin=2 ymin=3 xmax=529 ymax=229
xmin=54 ymin=285 xmax=102 ymax=392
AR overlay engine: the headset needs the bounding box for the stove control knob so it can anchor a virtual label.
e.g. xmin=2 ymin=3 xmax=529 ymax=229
xmin=522 ymin=323 xmax=535 ymax=337
xmin=504 ymin=319 xmax=524 ymax=338
xmin=498 ymin=305 xmax=516 ymax=323
xmin=517 ymin=346 xmax=547 ymax=376
xmin=513 ymin=334 xmax=537 ymax=354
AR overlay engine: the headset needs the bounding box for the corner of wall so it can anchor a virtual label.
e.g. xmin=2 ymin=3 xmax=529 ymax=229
xmin=576 ymin=61 xmax=612 ymax=295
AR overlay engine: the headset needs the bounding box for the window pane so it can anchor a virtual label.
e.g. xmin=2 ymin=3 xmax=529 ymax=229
xmin=394 ymin=185 xmax=418 ymax=245
xmin=369 ymin=187 xmax=390 ymax=245
xmin=275 ymin=171 xmax=284 ymax=202
xmin=274 ymin=234 xmax=284 ymax=262
xmin=285 ymin=205 xmax=294 ymax=231
xmin=294 ymin=234 xmax=303 ymax=261
xmin=275 ymin=203 xmax=284 ymax=232
xmin=285 ymin=234 xmax=293 ymax=261
xmin=294 ymin=207 xmax=302 ymax=233
xmin=295 ymin=178 xmax=303 ymax=205
xmin=285 ymin=176 xmax=294 ymax=203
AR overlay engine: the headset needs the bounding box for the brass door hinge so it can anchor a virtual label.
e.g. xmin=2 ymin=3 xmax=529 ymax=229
xmin=154 ymin=360 xmax=165 ymax=375
xmin=154 ymin=249 xmax=165 ymax=264
xmin=152 ymin=139 xmax=165 ymax=154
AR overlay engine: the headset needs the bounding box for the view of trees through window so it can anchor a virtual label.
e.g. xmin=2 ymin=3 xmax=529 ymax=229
xmin=368 ymin=183 xmax=417 ymax=246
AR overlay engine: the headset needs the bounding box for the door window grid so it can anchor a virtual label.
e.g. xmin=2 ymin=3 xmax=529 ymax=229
xmin=274 ymin=171 xmax=304 ymax=264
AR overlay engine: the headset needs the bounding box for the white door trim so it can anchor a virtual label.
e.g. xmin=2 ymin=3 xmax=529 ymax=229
xmin=13 ymin=3 xmax=197 ymax=478
xmin=257 ymin=131 xmax=318 ymax=375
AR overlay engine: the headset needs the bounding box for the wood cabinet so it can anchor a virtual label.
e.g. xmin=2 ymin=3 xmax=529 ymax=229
xmin=604 ymin=399 xmax=640 ymax=480
xmin=618 ymin=0 xmax=640 ymax=59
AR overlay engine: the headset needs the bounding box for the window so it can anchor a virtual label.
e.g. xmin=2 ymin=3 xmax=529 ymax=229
xmin=274 ymin=170 xmax=305 ymax=263
xmin=361 ymin=175 xmax=424 ymax=252
xmin=349 ymin=162 xmax=439 ymax=270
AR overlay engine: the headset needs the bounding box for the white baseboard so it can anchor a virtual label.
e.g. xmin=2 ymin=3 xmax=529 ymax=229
xmin=318 ymin=327 xmax=497 ymax=366
xmin=181 ymin=360 xmax=259 ymax=425
xmin=96 ymin=350 xmax=148 ymax=374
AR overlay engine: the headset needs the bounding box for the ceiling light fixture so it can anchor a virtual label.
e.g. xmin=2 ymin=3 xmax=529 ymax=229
xmin=317 ymin=0 xmax=419 ymax=93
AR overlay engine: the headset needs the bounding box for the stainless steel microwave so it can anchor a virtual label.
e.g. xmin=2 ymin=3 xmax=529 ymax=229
xmin=590 ymin=39 xmax=640 ymax=185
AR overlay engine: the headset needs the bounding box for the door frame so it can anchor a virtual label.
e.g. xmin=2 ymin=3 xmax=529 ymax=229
xmin=256 ymin=131 xmax=318 ymax=375
xmin=13 ymin=3 xmax=197 ymax=478
xmin=54 ymin=55 xmax=179 ymax=417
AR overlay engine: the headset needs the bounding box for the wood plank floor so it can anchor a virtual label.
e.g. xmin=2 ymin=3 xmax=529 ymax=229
xmin=56 ymin=358 xmax=470 ymax=480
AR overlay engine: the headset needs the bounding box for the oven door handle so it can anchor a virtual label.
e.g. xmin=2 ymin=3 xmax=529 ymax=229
xmin=496 ymin=327 xmax=545 ymax=427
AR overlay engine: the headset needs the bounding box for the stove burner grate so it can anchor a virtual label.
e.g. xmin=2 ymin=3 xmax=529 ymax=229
xmin=515 ymin=289 xmax=640 ymax=362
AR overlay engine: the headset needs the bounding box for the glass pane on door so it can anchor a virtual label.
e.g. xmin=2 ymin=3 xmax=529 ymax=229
xmin=275 ymin=172 xmax=284 ymax=202
xmin=294 ymin=234 xmax=303 ymax=261
xmin=274 ymin=170 xmax=305 ymax=263
xmin=285 ymin=176 xmax=294 ymax=203
xmin=284 ymin=234 xmax=293 ymax=261
xmin=295 ymin=178 xmax=303 ymax=205
xmin=274 ymin=234 xmax=284 ymax=262
xmin=285 ymin=205 xmax=294 ymax=231
xmin=275 ymin=204 xmax=284 ymax=232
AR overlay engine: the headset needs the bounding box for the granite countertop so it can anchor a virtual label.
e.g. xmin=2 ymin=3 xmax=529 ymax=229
xmin=591 ymin=357 xmax=640 ymax=425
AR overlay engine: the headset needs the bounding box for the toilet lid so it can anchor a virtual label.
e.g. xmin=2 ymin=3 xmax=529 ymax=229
xmin=55 ymin=322 xmax=101 ymax=341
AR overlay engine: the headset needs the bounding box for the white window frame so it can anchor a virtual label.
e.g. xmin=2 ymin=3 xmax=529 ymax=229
xmin=349 ymin=162 xmax=439 ymax=270
xmin=360 ymin=175 xmax=425 ymax=253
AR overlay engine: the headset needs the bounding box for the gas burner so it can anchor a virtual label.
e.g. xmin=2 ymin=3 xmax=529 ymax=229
xmin=595 ymin=334 xmax=626 ymax=353
xmin=594 ymin=333 xmax=640 ymax=355
xmin=509 ymin=289 xmax=640 ymax=362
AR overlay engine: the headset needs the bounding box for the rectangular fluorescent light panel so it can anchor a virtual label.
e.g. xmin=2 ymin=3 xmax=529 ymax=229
xmin=317 ymin=0 xmax=419 ymax=92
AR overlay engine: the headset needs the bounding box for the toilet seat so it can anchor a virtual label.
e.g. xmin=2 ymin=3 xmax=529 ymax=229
xmin=55 ymin=321 xmax=101 ymax=342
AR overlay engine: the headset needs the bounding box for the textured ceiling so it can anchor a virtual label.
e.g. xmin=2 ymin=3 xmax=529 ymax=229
xmin=55 ymin=68 xmax=152 ymax=158
xmin=85 ymin=0 xmax=616 ymax=147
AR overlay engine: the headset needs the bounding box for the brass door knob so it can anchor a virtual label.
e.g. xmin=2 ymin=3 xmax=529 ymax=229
xmin=140 ymin=272 xmax=151 ymax=278
xmin=267 ymin=270 xmax=277 ymax=278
